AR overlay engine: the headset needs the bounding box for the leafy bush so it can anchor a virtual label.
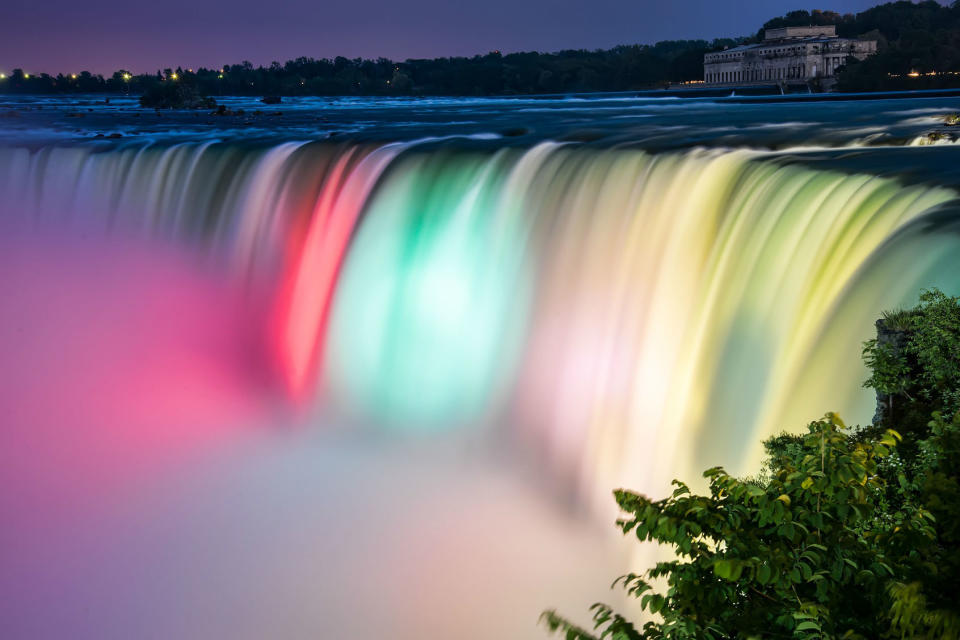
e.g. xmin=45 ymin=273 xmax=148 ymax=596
xmin=544 ymin=290 xmax=960 ymax=640
xmin=863 ymin=289 xmax=960 ymax=435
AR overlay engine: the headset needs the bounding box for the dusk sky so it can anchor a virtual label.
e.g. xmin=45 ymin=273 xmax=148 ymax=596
xmin=3 ymin=0 xmax=900 ymax=74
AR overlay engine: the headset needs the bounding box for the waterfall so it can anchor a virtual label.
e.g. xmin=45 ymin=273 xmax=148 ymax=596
xmin=2 ymin=140 xmax=960 ymax=512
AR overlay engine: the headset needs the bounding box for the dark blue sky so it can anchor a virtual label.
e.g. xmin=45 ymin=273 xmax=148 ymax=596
xmin=1 ymin=0 xmax=902 ymax=74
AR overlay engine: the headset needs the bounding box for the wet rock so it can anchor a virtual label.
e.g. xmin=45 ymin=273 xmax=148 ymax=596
xmin=560 ymin=129 xmax=608 ymax=142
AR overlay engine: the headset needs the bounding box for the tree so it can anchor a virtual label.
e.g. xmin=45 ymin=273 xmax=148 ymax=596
xmin=544 ymin=290 xmax=960 ymax=640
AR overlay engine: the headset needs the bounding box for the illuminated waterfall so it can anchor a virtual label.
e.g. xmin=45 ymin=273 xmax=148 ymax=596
xmin=2 ymin=141 xmax=960 ymax=513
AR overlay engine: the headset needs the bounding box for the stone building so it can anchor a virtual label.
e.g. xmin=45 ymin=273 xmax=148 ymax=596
xmin=703 ymin=25 xmax=877 ymax=87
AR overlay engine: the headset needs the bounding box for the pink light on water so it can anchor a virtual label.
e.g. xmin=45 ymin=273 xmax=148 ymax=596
xmin=0 ymin=229 xmax=277 ymax=537
xmin=272 ymin=144 xmax=405 ymax=401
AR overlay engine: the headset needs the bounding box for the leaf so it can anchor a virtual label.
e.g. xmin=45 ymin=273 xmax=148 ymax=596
xmin=757 ymin=563 xmax=772 ymax=585
xmin=713 ymin=560 xmax=733 ymax=580
xmin=776 ymin=494 xmax=791 ymax=506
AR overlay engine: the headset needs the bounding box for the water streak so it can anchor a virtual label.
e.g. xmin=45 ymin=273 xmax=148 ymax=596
xmin=2 ymin=141 xmax=959 ymax=510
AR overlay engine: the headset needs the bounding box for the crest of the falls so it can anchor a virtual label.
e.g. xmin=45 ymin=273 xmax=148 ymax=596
xmin=2 ymin=140 xmax=960 ymax=511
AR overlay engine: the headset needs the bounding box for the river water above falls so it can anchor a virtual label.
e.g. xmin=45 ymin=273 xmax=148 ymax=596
xmin=2 ymin=92 xmax=960 ymax=638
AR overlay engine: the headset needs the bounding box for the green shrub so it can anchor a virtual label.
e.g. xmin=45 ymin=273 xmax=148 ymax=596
xmin=544 ymin=290 xmax=960 ymax=640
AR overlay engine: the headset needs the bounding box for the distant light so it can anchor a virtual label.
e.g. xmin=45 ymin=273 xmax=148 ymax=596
xmin=218 ymin=74 xmax=224 ymax=79
xmin=71 ymin=73 xmax=77 ymax=79
xmin=23 ymin=73 xmax=29 ymax=79
xmin=908 ymin=71 xmax=920 ymax=77
xmin=0 ymin=74 xmax=6 ymax=79
xmin=188 ymin=68 xmax=193 ymax=73
xmin=123 ymin=73 xmax=131 ymax=81
xmin=170 ymin=73 xmax=178 ymax=80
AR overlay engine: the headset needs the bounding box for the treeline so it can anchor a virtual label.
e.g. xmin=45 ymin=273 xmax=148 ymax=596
xmin=5 ymin=1 xmax=960 ymax=97
xmin=0 ymin=39 xmax=742 ymax=98
xmin=760 ymin=1 xmax=960 ymax=91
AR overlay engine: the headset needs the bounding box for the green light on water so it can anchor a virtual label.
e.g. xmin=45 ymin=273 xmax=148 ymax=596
xmin=324 ymin=152 xmax=531 ymax=429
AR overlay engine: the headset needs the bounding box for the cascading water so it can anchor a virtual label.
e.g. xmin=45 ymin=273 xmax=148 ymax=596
xmin=3 ymin=141 xmax=960 ymax=502
xmin=3 ymin=138 xmax=960 ymax=638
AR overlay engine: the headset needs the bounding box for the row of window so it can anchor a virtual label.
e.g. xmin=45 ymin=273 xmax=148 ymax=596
xmin=708 ymin=43 xmax=832 ymax=63
xmin=705 ymin=65 xmax=811 ymax=84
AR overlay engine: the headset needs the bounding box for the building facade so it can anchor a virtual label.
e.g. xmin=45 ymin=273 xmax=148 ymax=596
xmin=703 ymin=26 xmax=877 ymax=87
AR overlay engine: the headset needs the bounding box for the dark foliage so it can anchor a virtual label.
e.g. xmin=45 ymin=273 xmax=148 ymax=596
xmin=0 ymin=40 xmax=740 ymax=98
